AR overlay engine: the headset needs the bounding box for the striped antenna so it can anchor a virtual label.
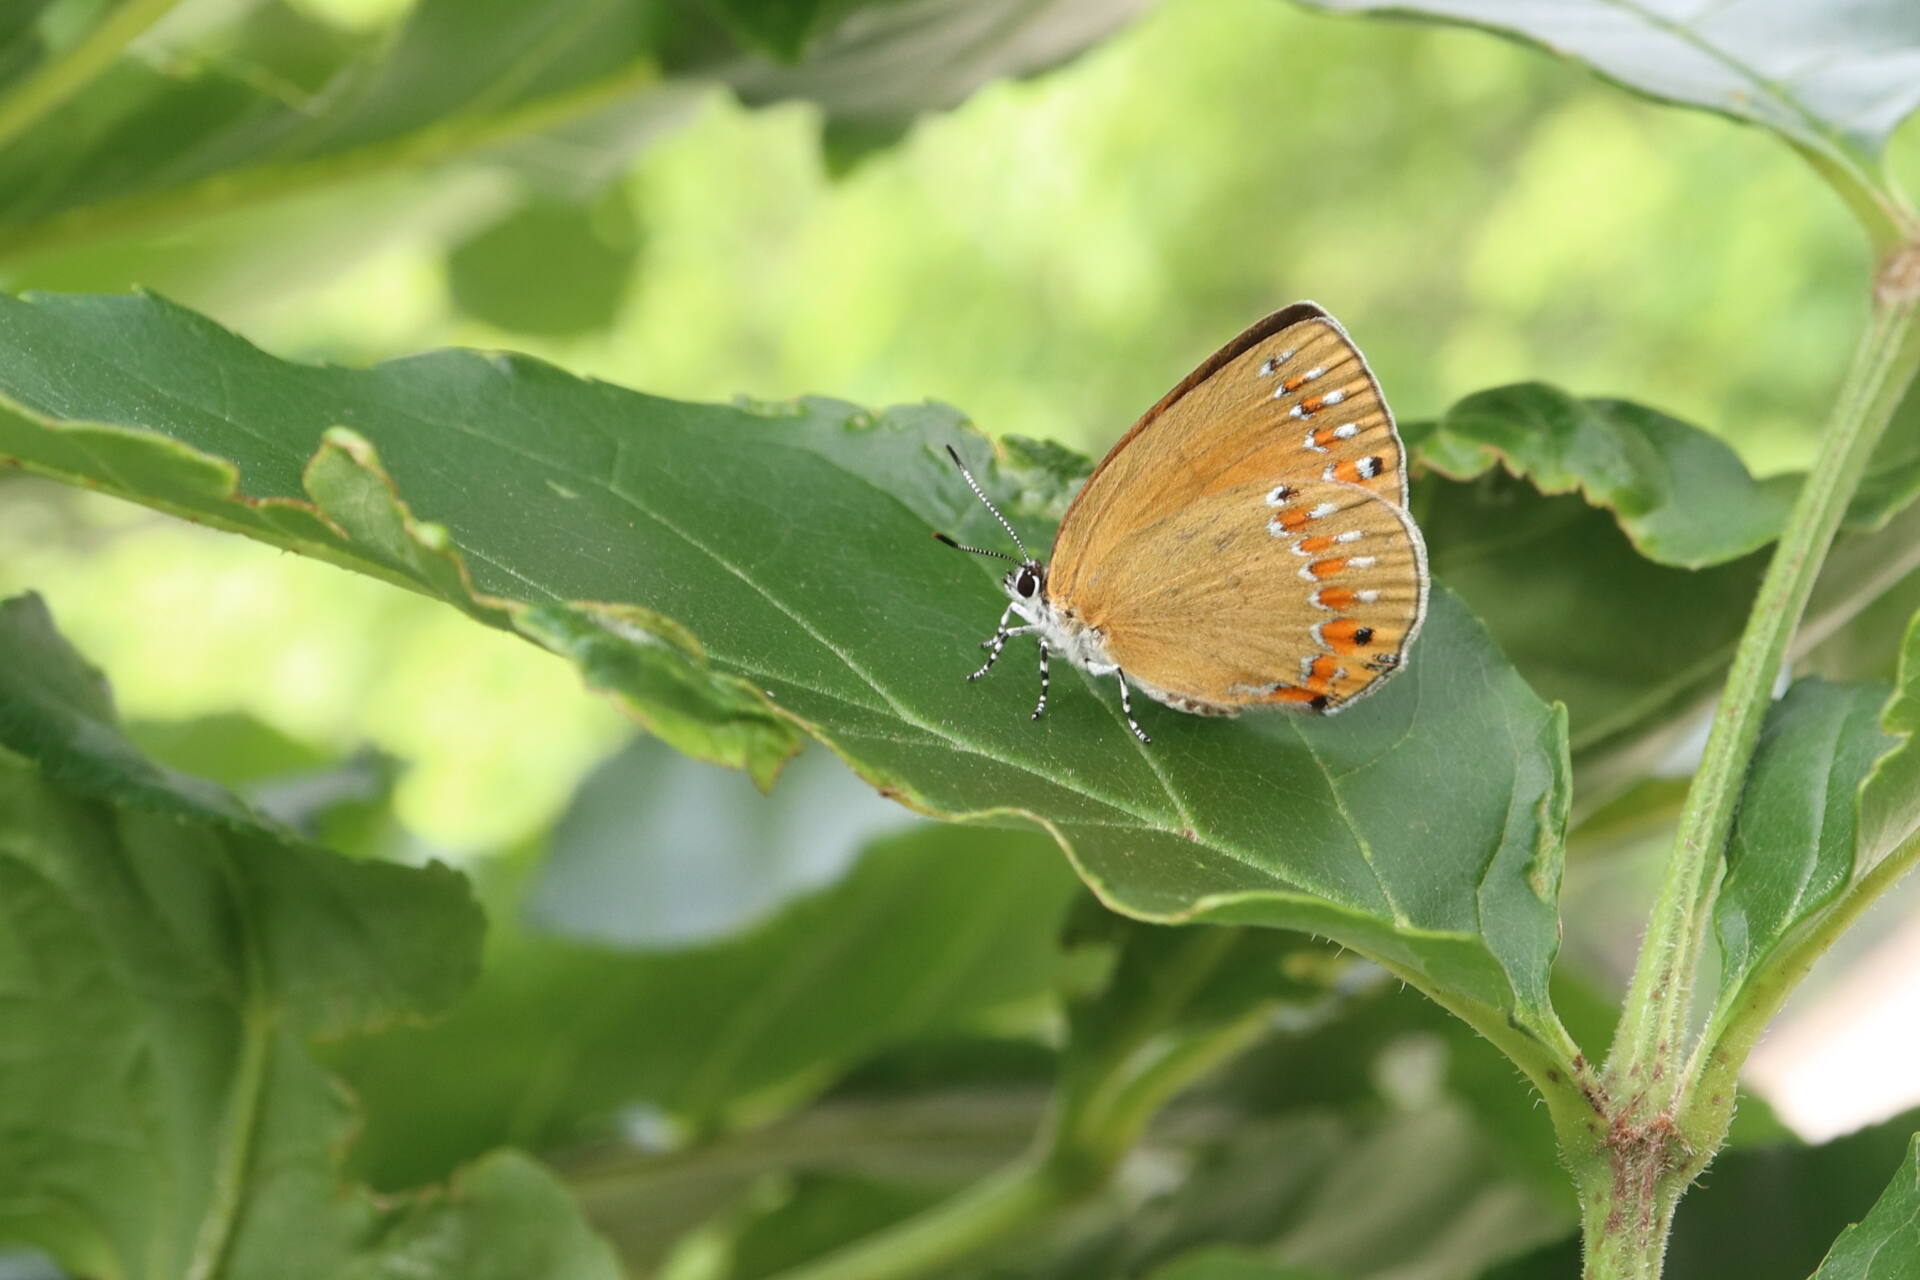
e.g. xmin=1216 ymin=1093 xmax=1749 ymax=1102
xmin=943 ymin=445 xmax=1030 ymax=559
xmin=933 ymin=532 xmax=1019 ymax=562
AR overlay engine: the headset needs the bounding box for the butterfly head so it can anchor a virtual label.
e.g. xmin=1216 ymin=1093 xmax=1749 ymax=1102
xmin=1002 ymin=560 xmax=1047 ymax=612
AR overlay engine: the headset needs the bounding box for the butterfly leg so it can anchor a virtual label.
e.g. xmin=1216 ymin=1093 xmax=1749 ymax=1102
xmin=1109 ymin=667 xmax=1152 ymax=744
xmin=1031 ymin=641 xmax=1050 ymax=720
xmin=969 ymin=609 xmax=1036 ymax=681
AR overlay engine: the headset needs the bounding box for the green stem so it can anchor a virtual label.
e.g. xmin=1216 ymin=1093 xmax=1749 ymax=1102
xmin=760 ymin=1157 xmax=1074 ymax=1280
xmin=0 ymin=0 xmax=188 ymax=153
xmin=1606 ymin=291 xmax=1920 ymax=1112
xmin=1589 ymin=262 xmax=1920 ymax=1278
xmin=763 ymin=927 xmax=1259 ymax=1280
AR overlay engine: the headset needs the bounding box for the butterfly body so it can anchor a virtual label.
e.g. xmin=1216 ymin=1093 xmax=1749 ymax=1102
xmin=943 ymin=303 xmax=1428 ymax=743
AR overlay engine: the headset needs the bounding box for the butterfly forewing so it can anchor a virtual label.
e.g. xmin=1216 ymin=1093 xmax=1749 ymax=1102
xmin=1047 ymin=304 xmax=1407 ymax=608
xmin=1070 ymin=478 xmax=1426 ymax=712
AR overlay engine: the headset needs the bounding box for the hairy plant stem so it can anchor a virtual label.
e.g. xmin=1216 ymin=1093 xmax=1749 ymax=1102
xmin=1585 ymin=250 xmax=1920 ymax=1280
xmin=763 ymin=927 xmax=1265 ymax=1280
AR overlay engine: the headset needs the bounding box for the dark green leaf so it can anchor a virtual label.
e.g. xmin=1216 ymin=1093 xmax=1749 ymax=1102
xmin=1408 ymin=385 xmax=1795 ymax=570
xmin=1810 ymin=1134 xmax=1920 ymax=1280
xmin=0 ymin=0 xmax=1145 ymax=262
xmin=1291 ymin=0 xmax=1920 ymax=211
xmin=1713 ymin=612 xmax=1920 ymax=1017
xmin=0 ymin=593 xmax=614 ymax=1279
xmin=1406 ymin=384 xmax=1920 ymax=806
xmin=331 ymin=818 xmax=1082 ymax=1188
xmin=1669 ymin=1108 xmax=1920 ymax=1280
xmin=0 ymin=292 xmax=1577 ymax=1069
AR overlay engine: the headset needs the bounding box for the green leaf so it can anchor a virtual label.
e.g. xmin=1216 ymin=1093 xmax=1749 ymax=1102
xmin=1290 ymin=0 xmax=1920 ymax=229
xmin=0 ymin=0 xmax=1146 ymax=262
xmin=1150 ymin=1253 xmax=1336 ymax=1280
xmin=1810 ymin=1134 xmax=1920 ymax=1280
xmin=1713 ymin=611 xmax=1920 ymax=1017
xmin=0 ymin=593 xmax=616 ymax=1279
xmin=446 ymin=187 xmax=641 ymax=337
xmin=526 ymin=735 xmax=915 ymax=947
xmin=127 ymin=712 xmax=410 ymax=859
xmin=330 ymin=817 xmax=1084 ymax=1189
xmin=1405 ymin=384 xmax=1920 ymax=805
xmin=1408 ymin=384 xmax=1796 ymax=570
xmin=0 ymin=291 xmax=1577 ymax=1074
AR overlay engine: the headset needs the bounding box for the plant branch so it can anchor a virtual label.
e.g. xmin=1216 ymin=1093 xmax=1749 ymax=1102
xmin=762 ymin=926 xmax=1264 ymax=1280
xmin=0 ymin=0 xmax=187 ymax=154
xmin=1604 ymin=277 xmax=1920 ymax=1122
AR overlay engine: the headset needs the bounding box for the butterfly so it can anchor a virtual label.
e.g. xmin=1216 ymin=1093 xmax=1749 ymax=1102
xmin=937 ymin=302 xmax=1428 ymax=744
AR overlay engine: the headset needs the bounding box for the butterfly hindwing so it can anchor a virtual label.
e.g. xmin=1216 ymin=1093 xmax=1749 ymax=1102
xmin=1062 ymin=478 xmax=1426 ymax=713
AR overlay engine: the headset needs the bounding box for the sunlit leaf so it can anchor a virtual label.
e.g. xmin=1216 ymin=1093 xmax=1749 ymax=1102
xmin=1292 ymin=0 xmax=1920 ymax=221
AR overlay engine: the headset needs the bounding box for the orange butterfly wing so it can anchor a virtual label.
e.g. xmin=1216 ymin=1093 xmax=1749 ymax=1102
xmin=1045 ymin=303 xmax=1426 ymax=713
xmin=1074 ymin=479 xmax=1426 ymax=712
xmin=1046 ymin=303 xmax=1408 ymax=609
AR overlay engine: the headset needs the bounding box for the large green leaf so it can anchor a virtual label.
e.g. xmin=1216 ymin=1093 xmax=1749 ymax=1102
xmin=0 ymin=291 xmax=1577 ymax=1071
xmin=1291 ymin=0 xmax=1920 ymax=225
xmin=0 ymin=0 xmax=1147 ymax=263
xmin=0 ymin=593 xmax=618 ymax=1279
xmin=1713 ymin=612 xmax=1920 ymax=1022
xmin=1810 ymin=1134 xmax=1920 ymax=1280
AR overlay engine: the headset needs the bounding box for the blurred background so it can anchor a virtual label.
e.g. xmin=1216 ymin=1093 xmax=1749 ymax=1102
xmin=3 ymin=0 xmax=1919 ymax=1271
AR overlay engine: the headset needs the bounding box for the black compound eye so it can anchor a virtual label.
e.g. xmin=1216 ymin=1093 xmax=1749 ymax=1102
xmin=1016 ymin=567 xmax=1040 ymax=598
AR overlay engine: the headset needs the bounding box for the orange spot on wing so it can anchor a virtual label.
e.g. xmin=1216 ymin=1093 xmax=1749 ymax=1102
xmin=1333 ymin=455 xmax=1392 ymax=485
xmin=1301 ymin=395 xmax=1327 ymax=414
xmin=1309 ymin=557 xmax=1348 ymax=579
xmin=1316 ymin=586 xmax=1356 ymax=610
xmin=1275 ymin=507 xmax=1311 ymax=531
xmin=1264 ymin=686 xmax=1323 ymax=706
xmin=1297 ymin=534 xmax=1336 ymax=553
xmin=1306 ymin=655 xmax=1340 ymax=688
xmin=1320 ymin=618 xmax=1375 ymax=656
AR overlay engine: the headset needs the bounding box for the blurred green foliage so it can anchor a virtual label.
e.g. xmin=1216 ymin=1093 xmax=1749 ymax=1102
xmin=5 ymin=0 xmax=1920 ymax=1276
xmin=5 ymin=0 xmax=1911 ymax=853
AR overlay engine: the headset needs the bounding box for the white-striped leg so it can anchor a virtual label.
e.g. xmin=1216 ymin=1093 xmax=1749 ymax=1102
xmin=1112 ymin=667 xmax=1151 ymax=744
xmin=969 ymin=610 xmax=1035 ymax=681
xmin=1031 ymin=641 xmax=1050 ymax=720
